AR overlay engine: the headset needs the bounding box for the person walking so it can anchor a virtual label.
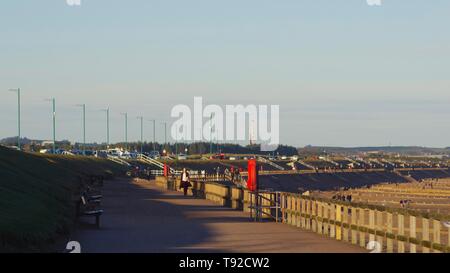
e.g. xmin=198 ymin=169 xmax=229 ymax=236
xmin=201 ymin=169 xmax=206 ymax=182
xmin=180 ymin=168 xmax=191 ymax=196
xmin=216 ymin=166 xmax=220 ymax=181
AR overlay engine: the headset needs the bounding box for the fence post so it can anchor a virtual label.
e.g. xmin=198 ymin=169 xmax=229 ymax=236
xmin=386 ymin=212 xmax=393 ymax=253
xmin=287 ymin=195 xmax=292 ymax=225
xmin=376 ymin=210 xmax=384 ymax=252
xmin=284 ymin=194 xmax=289 ymax=224
xmin=342 ymin=206 xmax=349 ymax=242
xmin=336 ymin=205 xmax=342 ymax=240
xmin=345 ymin=206 xmax=351 ymax=242
xmin=317 ymin=202 xmax=323 ymax=235
xmin=432 ymin=219 xmax=441 ymax=253
xmin=410 ymin=216 xmax=417 ymax=253
xmin=323 ymin=203 xmax=329 ymax=236
xmin=330 ymin=204 xmax=336 ymax=238
xmin=278 ymin=193 xmax=283 ymax=223
xmin=275 ymin=192 xmax=279 ymax=223
xmin=447 ymin=226 xmax=450 ymax=250
xmin=290 ymin=195 xmax=295 ymax=226
xmin=447 ymin=225 xmax=450 ymax=251
xmin=296 ymin=196 xmax=301 ymax=228
xmin=398 ymin=214 xmax=405 ymax=253
xmin=293 ymin=195 xmax=299 ymax=227
xmin=359 ymin=209 xmax=366 ymax=248
xmin=274 ymin=192 xmax=279 ymax=222
xmin=422 ymin=218 xmax=430 ymax=253
xmin=351 ymin=207 xmax=358 ymax=245
xmin=306 ymin=200 xmax=312 ymax=230
xmin=301 ymin=199 xmax=306 ymax=228
xmin=311 ymin=201 xmax=317 ymax=232
xmin=369 ymin=209 xmax=375 ymax=244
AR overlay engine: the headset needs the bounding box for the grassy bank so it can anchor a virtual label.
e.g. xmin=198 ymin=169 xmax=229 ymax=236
xmin=0 ymin=146 xmax=127 ymax=252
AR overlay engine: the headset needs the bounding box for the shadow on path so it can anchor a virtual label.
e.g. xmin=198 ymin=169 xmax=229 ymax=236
xmin=73 ymin=178 xmax=222 ymax=253
xmin=73 ymin=178 xmax=366 ymax=253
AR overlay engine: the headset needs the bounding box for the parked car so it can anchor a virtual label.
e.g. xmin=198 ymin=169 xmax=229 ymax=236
xmin=95 ymin=150 xmax=108 ymax=158
xmin=107 ymin=148 xmax=122 ymax=158
xmin=84 ymin=150 xmax=94 ymax=156
xmin=120 ymin=151 xmax=131 ymax=159
xmin=149 ymin=151 xmax=160 ymax=159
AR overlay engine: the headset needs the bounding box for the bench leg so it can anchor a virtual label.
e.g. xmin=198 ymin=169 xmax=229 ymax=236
xmin=96 ymin=215 xmax=100 ymax=228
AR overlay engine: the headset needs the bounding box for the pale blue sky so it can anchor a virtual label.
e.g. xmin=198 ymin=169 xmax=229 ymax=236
xmin=1 ymin=0 xmax=450 ymax=147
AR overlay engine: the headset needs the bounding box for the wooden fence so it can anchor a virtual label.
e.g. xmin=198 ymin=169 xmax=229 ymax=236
xmin=153 ymin=176 xmax=450 ymax=253
xmin=279 ymin=193 xmax=450 ymax=253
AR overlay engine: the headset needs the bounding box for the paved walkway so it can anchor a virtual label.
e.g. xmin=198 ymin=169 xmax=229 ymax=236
xmin=73 ymin=178 xmax=366 ymax=253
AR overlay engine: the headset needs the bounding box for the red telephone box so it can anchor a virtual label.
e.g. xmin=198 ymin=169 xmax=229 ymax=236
xmin=247 ymin=159 xmax=258 ymax=191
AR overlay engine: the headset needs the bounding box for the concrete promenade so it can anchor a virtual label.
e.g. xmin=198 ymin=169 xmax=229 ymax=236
xmin=73 ymin=178 xmax=366 ymax=253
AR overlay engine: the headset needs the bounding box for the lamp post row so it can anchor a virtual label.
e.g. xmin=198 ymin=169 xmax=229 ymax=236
xmin=43 ymin=98 xmax=57 ymax=153
xmin=5 ymin=89 xmax=164 ymax=154
xmin=76 ymin=104 xmax=86 ymax=155
xmin=8 ymin=88 xmax=20 ymax=150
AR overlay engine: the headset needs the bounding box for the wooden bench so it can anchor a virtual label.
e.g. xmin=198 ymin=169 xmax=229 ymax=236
xmin=82 ymin=191 xmax=102 ymax=204
xmin=87 ymin=175 xmax=104 ymax=187
xmin=77 ymin=195 xmax=103 ymax=228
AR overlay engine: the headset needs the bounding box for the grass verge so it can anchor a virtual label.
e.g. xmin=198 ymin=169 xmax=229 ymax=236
xmin=0 ymin=146 xmax=127 ymax=252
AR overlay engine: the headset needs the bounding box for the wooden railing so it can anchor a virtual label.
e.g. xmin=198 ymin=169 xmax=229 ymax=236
xmin=278 ymin=193 xmax=450 ymax=253
xmin=153 ymin=176 xmax=450 ymax=253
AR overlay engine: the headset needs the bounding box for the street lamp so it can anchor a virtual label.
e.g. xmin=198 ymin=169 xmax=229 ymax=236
xmin=161 ymin=121 xmax=167 ymax=144
xmin=8 ymin=88 xmax=21 ymax=150
xmin=137 ymin=116 xmax=144 ymax=154
xmin=76 ymin=104 xmax=86 ymax=155
xmin=209 ymin=113 xmax=213 ymax=154
xmin=100 ymin=108 xmax=110 ymax=149
xmin=147 ymin=119 xmax=156 ymax=151
xmin=175 ymin=126 xmax=178 ymax=155
xmin=121 ymin=112 xmax=128 ymax=151
xmin=45 ymin=98 xmax=56 ymax=153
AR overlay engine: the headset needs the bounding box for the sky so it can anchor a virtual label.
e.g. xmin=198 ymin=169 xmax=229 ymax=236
xmin=1 ymin=0 xmax=450 ymax=147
